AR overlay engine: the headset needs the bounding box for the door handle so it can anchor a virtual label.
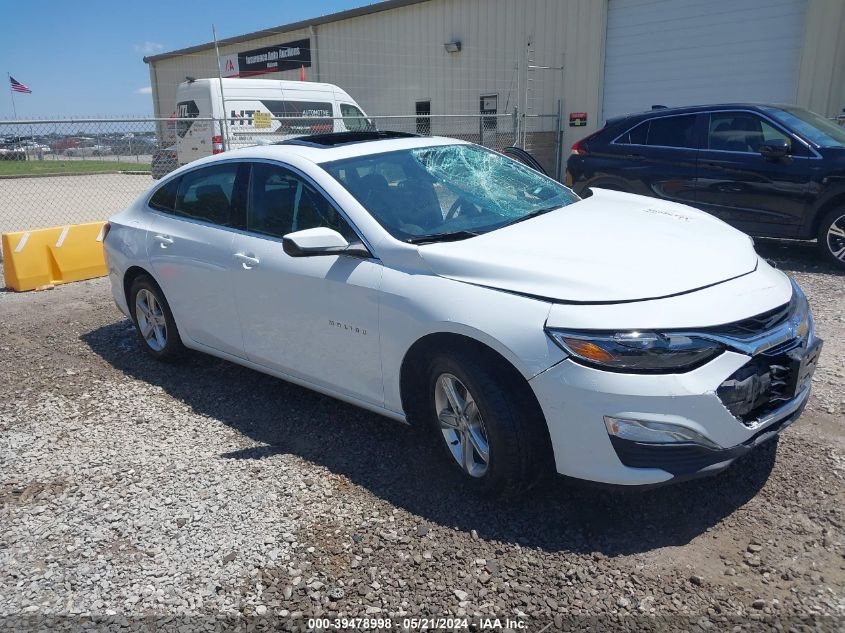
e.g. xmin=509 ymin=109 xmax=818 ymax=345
xmin=234 ymin=252 xmax=260 ymax=269
xmin=153 ymin=234 xmax=174 ymax=248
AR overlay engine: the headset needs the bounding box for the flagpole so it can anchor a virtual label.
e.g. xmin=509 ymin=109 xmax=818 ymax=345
xmin=7 ymin=72 xmax=18 ymax=119
xmin=212 ymin=25 xmax=230 ymax=151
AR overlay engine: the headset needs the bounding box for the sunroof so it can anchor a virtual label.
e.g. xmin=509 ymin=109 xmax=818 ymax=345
xmin=276 ymin=131 xmax=420 ymax=148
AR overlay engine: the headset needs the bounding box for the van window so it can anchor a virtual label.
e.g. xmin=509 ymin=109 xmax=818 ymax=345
xmin=174 ymin=163 xmax=248 ymax=228
xmin=260 ymin=100 xmax=334 ymax=135
xmin=248 ymin=163 xmax=356 ymax=240
xmin=340 ymin=104 xmax=372 ymax=132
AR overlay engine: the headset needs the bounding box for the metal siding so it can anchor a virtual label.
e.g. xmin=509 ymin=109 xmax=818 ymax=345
xmin=797 ymin=0 xmax=845 ymax=116
xmin=148 ymin=0 xmax=606 ymax=143
xmin=603 ymin=0 xmax=807 ymax=120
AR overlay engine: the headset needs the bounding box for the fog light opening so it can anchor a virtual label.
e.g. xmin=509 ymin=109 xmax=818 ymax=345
xmin=604 ymin=416 xmax=720 ymax=450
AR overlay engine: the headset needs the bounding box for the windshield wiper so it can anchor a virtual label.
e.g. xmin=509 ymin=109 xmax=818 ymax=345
xmin=406 ymin=230 xmax=480 ymax=245
xmin=499 ymin=205 xmax=562 ymax=228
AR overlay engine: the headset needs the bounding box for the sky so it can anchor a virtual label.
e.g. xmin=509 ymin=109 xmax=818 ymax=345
xmin=0 ymin=0 xmax=369 ymax=119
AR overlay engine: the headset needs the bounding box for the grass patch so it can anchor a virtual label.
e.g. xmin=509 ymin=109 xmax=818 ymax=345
xmin=0 ymin=159 xmax=151 ymax=177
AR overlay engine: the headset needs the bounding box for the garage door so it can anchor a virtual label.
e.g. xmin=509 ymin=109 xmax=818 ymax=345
xmin=602 ymin=0 xmax=807 ymax=120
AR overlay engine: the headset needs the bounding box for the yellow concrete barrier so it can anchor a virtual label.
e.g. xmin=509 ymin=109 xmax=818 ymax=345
xmin=2 ymin=221 xmax=107 ymax=292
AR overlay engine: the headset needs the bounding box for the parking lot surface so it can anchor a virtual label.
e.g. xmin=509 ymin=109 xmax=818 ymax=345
xmin=0 ymin=173 xmax=153 ymax=235
xmin=0 ymin=240 xmax=843 ymax=630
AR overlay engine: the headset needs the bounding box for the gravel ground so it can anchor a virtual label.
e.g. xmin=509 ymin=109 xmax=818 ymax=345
xmin=0 ymin=240 xmax=843 ymax=631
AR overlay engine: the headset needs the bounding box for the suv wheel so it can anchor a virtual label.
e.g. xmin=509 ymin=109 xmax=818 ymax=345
xmin=424 ymin=350 xmax=549 ymax=498
xmin=818 ymin=208 xmax=845 ymax=269
xmin=129 ymin=275 xmax=184 ymax=360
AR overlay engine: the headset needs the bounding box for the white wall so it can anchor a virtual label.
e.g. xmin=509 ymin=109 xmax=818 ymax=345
xmin=149 ymin=0 xmax=606 ymax=140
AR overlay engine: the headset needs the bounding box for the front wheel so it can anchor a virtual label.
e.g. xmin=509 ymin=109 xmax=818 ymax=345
xmin=424 ymin=351 xmax=550 ymax=498
xmin=818 ymin=208 xmax=845 ymax=269
xmin=129 ymin=275 xmax=184 ymax=361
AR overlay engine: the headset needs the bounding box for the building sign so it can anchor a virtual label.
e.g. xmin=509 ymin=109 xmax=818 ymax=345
xmin=569 ymin=112 xmax=588 ymax=127
xmin=220 ymin=38 xmax=312 ymax=78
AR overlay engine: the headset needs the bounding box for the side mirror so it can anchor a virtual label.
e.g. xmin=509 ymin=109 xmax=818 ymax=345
xmin=282 ymin=227 xmax=370 ymax=258
xmin=760 ymin=139 xmax=790 ymax=161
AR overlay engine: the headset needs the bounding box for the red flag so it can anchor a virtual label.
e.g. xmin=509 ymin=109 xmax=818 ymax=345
xmin=299 ymin=65 xmax=306 ymax=81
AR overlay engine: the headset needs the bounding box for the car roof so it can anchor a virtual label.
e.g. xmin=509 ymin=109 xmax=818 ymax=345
xmin=613 ymin=102 xmax=792 ymax=122
xmin=224 ymin=134 xmax=469 ymax=164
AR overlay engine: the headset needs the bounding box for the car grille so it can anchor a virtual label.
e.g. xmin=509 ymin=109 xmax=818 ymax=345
xmin=705 ymin=299 xmax=821 ymax=427
xmin=702 ymin=301 xmax=791 ymax=338
xmin=716 ymin=340 xmax=801 ymax=424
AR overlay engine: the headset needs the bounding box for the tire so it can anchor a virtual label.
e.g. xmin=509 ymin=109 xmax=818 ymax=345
xmin=423 ymin=350 xmax=550 ymax=498
xmin=818 ymin=207 xmax=845 ymax=269
xmin=129 ymin=275 xmax=184 ymax=361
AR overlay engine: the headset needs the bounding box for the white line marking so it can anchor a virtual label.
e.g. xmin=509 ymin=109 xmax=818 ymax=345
xmin=55 ymin=226 xmax=70 ymax=248
xmin=96 ymin=225 xmax=105 ymax=242
xmin=14 ymin=232 xmax=30 ymax=253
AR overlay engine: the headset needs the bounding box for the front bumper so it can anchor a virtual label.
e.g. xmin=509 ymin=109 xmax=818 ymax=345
xmin=608 ymin=385 xmax=808 ymax=480
xmin=530 ymin=344 xmax=818 ymax=486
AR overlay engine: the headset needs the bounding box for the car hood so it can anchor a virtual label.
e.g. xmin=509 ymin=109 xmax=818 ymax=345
xmin=417 ymin=189 xmax=758 ymax=303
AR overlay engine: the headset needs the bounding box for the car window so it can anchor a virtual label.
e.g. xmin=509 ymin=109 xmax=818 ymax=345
xmin=616 ymin=121 xmax=648 ymax=145
xmin=763 ymin=106 xmax=845 ymax=148
xmin=708 ymin=112 xmax=791 ymax=153
xmin=149 ymin=176 xmax=180 ymax=212
xmin=248 ymin=163 xmax=357 ymax=241
xmin=174 ymin=163 xmax=247 ymax=228
xmin=323 ymin=144 xmax=579 ymax=241
xmin=645 ymin=115 xmax=698 ymax=149
xmin=340 ymin=104 xmax=372 ymax=132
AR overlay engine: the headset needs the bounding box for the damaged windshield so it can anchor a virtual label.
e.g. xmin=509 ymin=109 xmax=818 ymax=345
xmin=322 ymin=144 xmax=578 ymax=242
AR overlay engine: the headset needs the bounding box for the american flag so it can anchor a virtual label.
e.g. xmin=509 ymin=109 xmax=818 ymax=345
xmin=9 ymin=76 xmax=32 ymax=94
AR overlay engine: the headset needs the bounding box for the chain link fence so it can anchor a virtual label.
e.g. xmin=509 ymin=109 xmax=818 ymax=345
xmin=0 ymin=112 xmax=558 ymax=241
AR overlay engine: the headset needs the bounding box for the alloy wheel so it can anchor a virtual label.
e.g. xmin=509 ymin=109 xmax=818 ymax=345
xmin=135 ymin=289 xmax=167 ymax=351
xmin=434 ymin=373 xmax=490 ymax=478
xmin=827 ymin=213 xmax=845 ymax=262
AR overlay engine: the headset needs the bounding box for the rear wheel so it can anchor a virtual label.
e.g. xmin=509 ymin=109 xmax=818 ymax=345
xmin=424 ymin=350 xmax=550 ymax=498
xmin=818 ymin=207 xmax=845 ymax=269
xmin=129 ymin=275 xmax=184 ymax=361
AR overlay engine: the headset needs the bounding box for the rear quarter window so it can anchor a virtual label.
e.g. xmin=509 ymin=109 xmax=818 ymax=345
xmin=148 ymin=177 xmax=180 ymax=212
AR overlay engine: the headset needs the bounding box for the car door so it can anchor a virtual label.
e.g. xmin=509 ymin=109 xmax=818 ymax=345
xmin=694 ymin=111 xmax=813 ymax=236
xmin=231 ymin=161 xmax=384 ymax=405
xmin=146 ymin=161 xmax=250 ymax=358
xmin=609 ymin=113 xmax=700 ymax=204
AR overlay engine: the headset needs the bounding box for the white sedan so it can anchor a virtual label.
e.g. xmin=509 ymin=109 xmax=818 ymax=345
xmin=103 ymin=132 xmax=822 ymax=497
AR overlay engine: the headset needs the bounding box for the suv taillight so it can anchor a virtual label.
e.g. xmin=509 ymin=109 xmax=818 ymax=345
xmin=571 ymin=129 xmax=603 ymax=156
xmin=571 ymin=138 xmax=588 ymax=156
xmin=212 ymin=135 xmax=224 ymax=154
xmin=101 ymin=222 xmax=111 ymax=241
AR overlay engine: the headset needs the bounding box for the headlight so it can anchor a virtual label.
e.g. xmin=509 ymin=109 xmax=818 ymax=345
xmin=545 ymin=329 xmax=724 ymax=373
xmin=789 ymin=279 xmax=813 ymax=344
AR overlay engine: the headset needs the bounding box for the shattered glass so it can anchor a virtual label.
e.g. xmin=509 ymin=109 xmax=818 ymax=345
xmin=323 ymin=144 xmax=578 ymax=241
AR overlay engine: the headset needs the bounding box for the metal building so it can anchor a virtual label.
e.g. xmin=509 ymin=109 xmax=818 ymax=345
xmin=145 ymin=0 xmax=845 ymax=157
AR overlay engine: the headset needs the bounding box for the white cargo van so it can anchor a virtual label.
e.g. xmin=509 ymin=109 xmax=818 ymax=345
xmin=173 ymin=78 xmax=371 ymax=165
